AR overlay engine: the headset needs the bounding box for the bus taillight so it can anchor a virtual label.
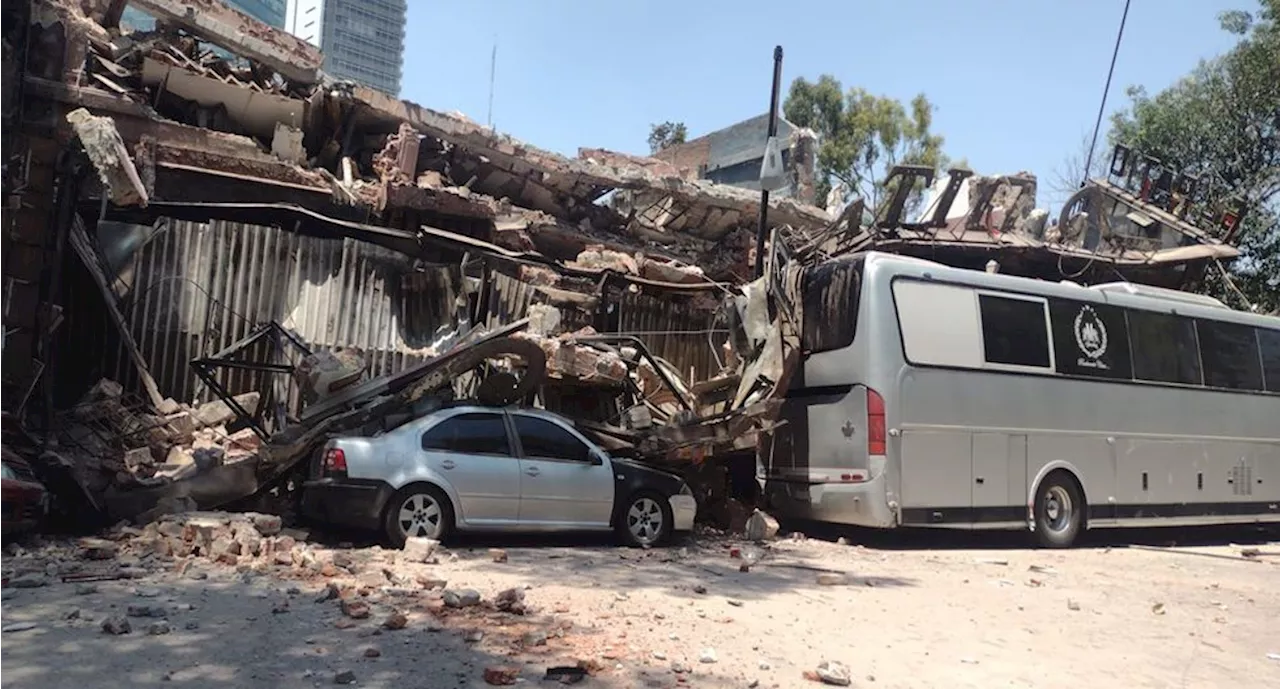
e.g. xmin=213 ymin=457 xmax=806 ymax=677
xmin=867 ymin=388 xmax=886 ymax=455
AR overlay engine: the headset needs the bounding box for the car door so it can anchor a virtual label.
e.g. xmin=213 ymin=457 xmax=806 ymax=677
xmin=419 ymin=411 xmax=521 ymax=526
xmin=510 ymin=413 xmax=615 ymax=528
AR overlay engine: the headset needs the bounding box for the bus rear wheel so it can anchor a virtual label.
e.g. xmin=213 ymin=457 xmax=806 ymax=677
xmin=1033 ymin=473 xmax=1083 ymax=548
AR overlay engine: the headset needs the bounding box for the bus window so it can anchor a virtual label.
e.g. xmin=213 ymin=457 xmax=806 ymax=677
xmin=1260 ymin=329 xmax=1280 ymax=392
xmin=1048 ymin=299 xmax=1133 ymax=379
xmin=1197 ymin=320 xmax=1265 ymax=391
xmin=802 ymin=260 xmax=862 ymax=353
xmin=893 ymin=281 xmax=984 ymax=368
xmin=1128 ymin=310 xmax=1201 ymax=385
xmin=977 ymin=294 xmax=1051 ymax=368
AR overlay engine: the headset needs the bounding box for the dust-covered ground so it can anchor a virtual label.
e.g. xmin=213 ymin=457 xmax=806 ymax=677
xmin=2 ymin=520 xmax=1278 ymax=689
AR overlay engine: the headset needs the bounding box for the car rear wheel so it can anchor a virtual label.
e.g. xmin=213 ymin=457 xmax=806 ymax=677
xmin=384 ymin=484 xmax=454 ymax=547
xmin=617 ymin=491 xmax=673 ymax=547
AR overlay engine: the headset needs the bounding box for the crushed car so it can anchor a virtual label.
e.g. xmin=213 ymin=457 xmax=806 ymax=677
xmin=2 ymin=450 xmax=49 ymax=539
xmin=300 ymin=404 xmax=697 ymax=547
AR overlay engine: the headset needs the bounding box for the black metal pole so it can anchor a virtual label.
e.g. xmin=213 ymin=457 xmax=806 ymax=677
xmin=754 ymin=45 xmax=784 ymax=279
xmin=1082 ymin=0 xmax=1131 ymax=187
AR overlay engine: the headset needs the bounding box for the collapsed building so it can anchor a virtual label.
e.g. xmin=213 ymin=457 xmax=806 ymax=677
xmin=1 ymin=0 xmax=1251 ymax=527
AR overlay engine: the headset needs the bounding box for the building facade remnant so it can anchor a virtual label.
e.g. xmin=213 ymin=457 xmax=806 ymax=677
xmin=652 ymin=113 xmax=820 ymax=205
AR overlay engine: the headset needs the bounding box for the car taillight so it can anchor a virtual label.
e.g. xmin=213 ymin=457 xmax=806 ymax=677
xmin=323 ymin=448 xmax=347 ymax=475
xmin=866 ymin=388 xmax=886 ymax=455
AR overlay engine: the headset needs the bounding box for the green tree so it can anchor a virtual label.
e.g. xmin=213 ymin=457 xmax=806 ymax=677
xmin=647 ymin=121 xmax=688 ymax=154
xmin=1109 ymin=0 xmax=1279 ymax=311
xmin=783 ymin=75 xmax=946 ymax=212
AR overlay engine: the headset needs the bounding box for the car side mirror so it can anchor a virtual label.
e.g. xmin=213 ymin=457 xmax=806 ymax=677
xmin=589 ymin=451 xmax=605 ymax=466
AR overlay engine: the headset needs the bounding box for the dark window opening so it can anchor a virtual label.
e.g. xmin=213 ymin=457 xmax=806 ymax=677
xmin=421 ymin=413 xmax=511 ymax=455
xmin=978 ymin=294 xmax=1051 ymax=368
xmin=1198 ymin=320 xmax=1264 ymax=391
xmin=1260 ymin=328 xmax=1280 ymax=392
xmin=1127 ymin=310 xmax=1201 ymax=385
xmin=801 ymin=258 xmax=863 ymax=353
xmin=513 ymin=416 xmax=591 ymax=462
xmin=1048 ymin=298 xmax=1133 ymax=379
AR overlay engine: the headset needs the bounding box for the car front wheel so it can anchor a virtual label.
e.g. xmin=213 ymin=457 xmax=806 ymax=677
xmin=617 ymin=491 xmax=673 ymax=547
xmin=384 ymin=484 xmax=454 ymax=547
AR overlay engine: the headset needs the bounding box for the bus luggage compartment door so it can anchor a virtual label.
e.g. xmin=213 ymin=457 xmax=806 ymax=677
xmin=971 ymin=433 xmax=1027 ymax=525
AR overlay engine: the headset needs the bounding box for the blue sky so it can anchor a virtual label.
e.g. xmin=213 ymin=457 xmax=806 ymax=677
xmin=403 ymin=0 xmax=1243 ymax=208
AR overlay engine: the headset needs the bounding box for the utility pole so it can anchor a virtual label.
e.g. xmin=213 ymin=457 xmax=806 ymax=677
xmin=754 ymin=45 xmax=784 ymax=279
xmin=487 ymin=39 xmax=497 ymax=129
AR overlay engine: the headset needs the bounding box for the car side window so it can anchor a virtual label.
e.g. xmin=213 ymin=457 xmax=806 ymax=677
xmin=420 ymin=413 xmax=511 ymax=456
xmin=513 ymin=415 xmax=591 ymax=462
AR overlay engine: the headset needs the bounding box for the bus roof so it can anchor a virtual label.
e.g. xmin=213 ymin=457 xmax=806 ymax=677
xmin=859 ymin=251 xmax=1279 ymax=329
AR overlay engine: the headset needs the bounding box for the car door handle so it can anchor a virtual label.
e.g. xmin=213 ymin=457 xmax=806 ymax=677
xmin=524 ymin=467 xmax=540 ymax=477
xmin=441 ymin=459 xmax=456 ymax=470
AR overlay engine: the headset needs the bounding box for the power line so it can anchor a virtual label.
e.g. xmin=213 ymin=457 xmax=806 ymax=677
xmin=1082 ymin=0 xmax=1132 ymax=186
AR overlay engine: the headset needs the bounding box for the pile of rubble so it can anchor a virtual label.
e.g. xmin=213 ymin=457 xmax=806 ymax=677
xmin=1 ymin=509 xmax=293 ymax=585
xmin=52 ymin=379 xmax=263 ymax=507
xmin=119 ymin=510 xmax=314 ymax=572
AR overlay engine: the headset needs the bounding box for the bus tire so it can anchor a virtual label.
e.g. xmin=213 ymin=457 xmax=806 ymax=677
xmin=1033 ymin=472 xmax=1083 ymax=549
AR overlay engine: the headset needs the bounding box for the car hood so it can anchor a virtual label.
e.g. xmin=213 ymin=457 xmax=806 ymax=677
xmin=610 ymin=457 xmax=684 ymax=483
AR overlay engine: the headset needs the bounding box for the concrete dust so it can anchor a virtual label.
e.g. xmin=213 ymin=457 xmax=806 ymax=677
xmin=2 ymin=526 xmax=1278 ymax=688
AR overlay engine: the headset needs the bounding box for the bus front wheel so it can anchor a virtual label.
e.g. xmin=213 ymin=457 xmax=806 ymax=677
xmin=1033 ymin=473 xmax=1083 ymax=548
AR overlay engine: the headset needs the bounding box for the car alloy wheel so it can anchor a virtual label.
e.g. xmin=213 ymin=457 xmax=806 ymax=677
xmin=626 ymin=496 xmax=665 ymax=546
xmin=397 ymin=492 xmax=444 ymax=539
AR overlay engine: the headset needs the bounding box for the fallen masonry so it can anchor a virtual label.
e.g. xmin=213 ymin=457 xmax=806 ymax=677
xmin=1 ymin=0 xmax=1255 ymax=533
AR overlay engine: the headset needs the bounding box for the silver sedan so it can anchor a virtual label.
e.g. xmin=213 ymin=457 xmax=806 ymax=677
xmin=300 ymin=405 xmax=697 ymax=547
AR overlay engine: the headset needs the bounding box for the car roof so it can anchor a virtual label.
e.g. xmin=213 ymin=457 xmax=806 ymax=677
xmin=432 ymin=404 xmax=577 ymax=426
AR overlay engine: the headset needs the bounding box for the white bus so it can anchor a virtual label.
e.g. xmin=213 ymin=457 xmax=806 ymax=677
xmin=762 ymin=251 xmax=1280 ymax=547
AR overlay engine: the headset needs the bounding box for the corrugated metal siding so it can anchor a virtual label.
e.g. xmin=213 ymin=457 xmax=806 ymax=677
xmin=484 ymin=270 xmax=723 ymax=384
xmin=484 ymin=271 xmax=593 ymax=333
xmin=614 ymin=291 xmax=725 ymax=384
xmin=105 ymin=219 xmax=457 ymax=406
xmin=485 ymin=271 xmax=536 ymax=327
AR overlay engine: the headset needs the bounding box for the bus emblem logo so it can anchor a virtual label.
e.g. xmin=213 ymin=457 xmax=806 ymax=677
xmin=1073 ymin=305 xmax=1109 ymax=368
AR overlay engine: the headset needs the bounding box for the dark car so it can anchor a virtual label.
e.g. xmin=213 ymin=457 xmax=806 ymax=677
xmin=2 ymin=454 xmax=48 ymax=538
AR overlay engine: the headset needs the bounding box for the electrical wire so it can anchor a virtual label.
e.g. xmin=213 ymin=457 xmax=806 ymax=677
xmin=1059 ymin=0 xmax=1131 ymax=284
xmin=1082 ymin=0 xmax=1133 ymax=185
xmin=122 ymin=275 xmax=256 ymax=330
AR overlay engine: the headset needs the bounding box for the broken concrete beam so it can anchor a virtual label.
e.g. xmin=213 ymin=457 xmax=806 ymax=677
xmin=522 ymin=334 xmax=629 ymax=385
xmin=349 ymin=86 xmax=828 ymax=237
xmin=191 ymin=392 xmax=261 ymax=429
xmin=271 ymin=124 xmax=306 ymax=164
xmin=66 ymin=108 xmax=149 ymax=207
xmin=638 ymin=257 xmax=708 ymax=285
xmin=526 ymin=304 xmax=563 ymax=338
xmin=225 ymin=428 xmax=262 ymax=459
xmin=122 ymin=447 xmax=154 ymax=472
xmin=373 ymin=123 xmax=420 ymax=185
xmin=518 ymin=264 xmax=561 ymax=287
xmin=127 ymin=0 xmax=322 ymax=84
xmin=382 ymin=183 xmax=498 ymax=220
xmin=293 ymin=350 xmax=367 ymax=406
xmin=569 ymin=246 xmax=639 ymax=274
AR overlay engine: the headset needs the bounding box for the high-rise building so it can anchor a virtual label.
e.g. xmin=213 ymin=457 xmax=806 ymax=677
xmin=121 ymin=0 xmax=286 ymax=32
xmin=285 ymin=0 xmax=407 ymax=96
